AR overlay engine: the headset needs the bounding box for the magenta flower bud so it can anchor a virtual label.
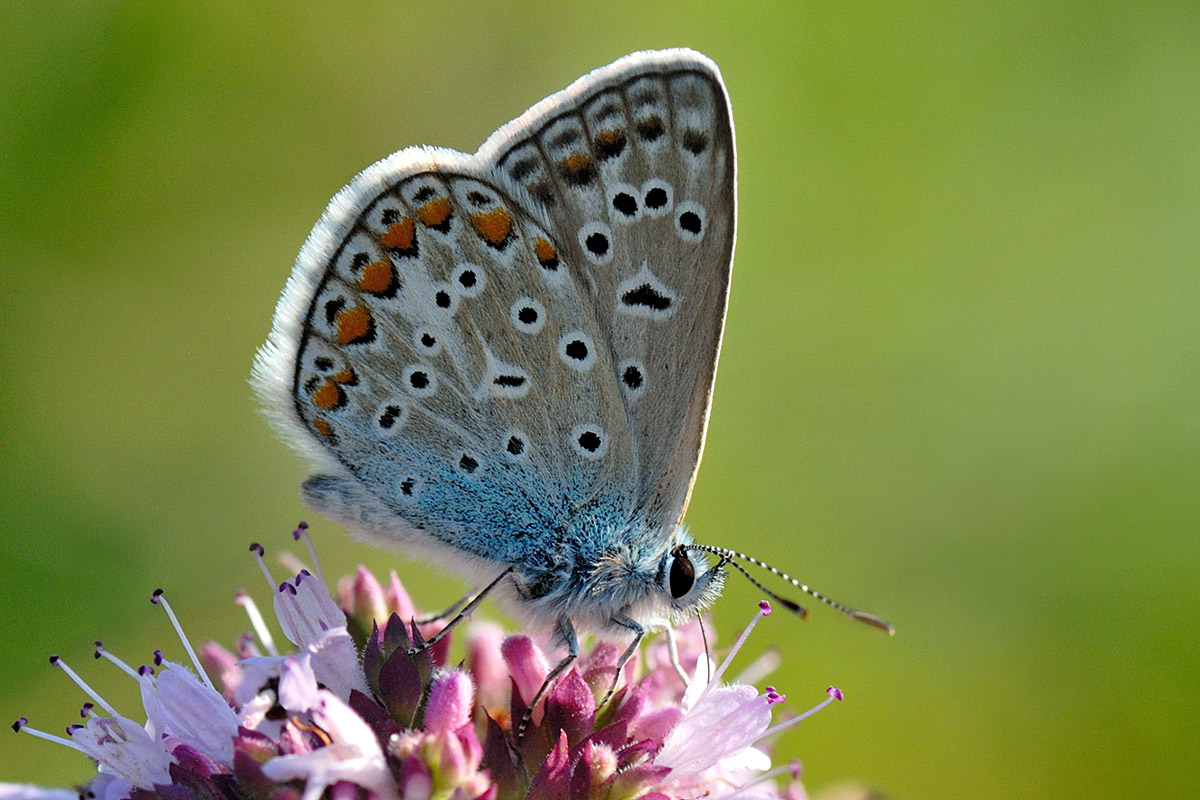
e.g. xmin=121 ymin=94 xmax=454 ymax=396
xmin=576 ymin=739 xmax=618 ymax=790
xmin=465 ymin=622 xmax=507 ymax=710
xmin=342 ymin=566 xmax=389 ymax=627
xmin=197 ymin=641 xmax=240 ymax=702
xmin=386 ymin=570 xmax=419 ymax=623
xmin=426 ymin=671 xmax=474 ymax=734
xmin=433 ymin=728 xmax=470 ymax=783
xmin=500 ymin=636 xmax=548 ymax=706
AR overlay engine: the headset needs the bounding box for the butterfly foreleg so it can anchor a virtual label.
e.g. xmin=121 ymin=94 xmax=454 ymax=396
xmin=600 ymin=615 xmax=645 ymax=708
xmin=515 ymin=616 xmax=579 ymax=743
xmin=405 ymin=566 xmax=513 ymax=655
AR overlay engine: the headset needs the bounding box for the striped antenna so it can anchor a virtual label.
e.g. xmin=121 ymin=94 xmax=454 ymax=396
xmin=685 ymin=544 xmax=895 ymax=635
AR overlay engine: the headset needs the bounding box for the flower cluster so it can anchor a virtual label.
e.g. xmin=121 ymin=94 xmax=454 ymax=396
xmin=7 ymin=525 xmax=845 ymax=800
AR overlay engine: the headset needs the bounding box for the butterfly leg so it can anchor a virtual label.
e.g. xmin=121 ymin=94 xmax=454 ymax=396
xmin=515 ymin=617 xmax=578 ymax=743
xmin=665 ymin=625 xmax=690 ymax=686
xmin=414 ymin=591 xmax=471 ymax=625
xmin=406 ymin=567 xmax=513 ymax=655
xmin=599 ymin=615 xmax=645 ymax=708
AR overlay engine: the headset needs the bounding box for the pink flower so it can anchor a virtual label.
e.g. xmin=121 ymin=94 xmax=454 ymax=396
xmin=261 ymin=654 xmax=397 ymax=800
xmin=8 ymin=525 xmax=856 ymax=800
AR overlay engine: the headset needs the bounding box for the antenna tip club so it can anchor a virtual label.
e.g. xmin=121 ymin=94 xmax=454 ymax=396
xmin=851 ymin=610 xmax=895 ymax=635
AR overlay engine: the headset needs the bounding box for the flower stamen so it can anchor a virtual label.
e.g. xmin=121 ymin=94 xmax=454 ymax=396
xmin=49 ymin=656 xmax=119 ymax=717
xmin=236 ymin=589 xmax=279 ymax=656
xmin=151 ymin=589 xmax=217 ymax=693
xmin=761 ymin=686 xmax=845 ymax=739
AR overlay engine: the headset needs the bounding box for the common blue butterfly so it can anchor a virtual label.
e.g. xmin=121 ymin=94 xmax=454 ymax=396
xmin=254 ymin=49 xmax=890 ymax=727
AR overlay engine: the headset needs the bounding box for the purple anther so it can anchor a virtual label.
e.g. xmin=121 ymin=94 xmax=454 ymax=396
xmin=249 ymin=542 xmax=264 ymax=556
xmin=153 ymin=650 xmax=164 ymax=666
xmin=826 ymin=686 xmax=844 ymax=701
xmin=151 ymin=588 xmax=164 ymax=604
xmin=759 ymin=599 xmax=772 ymax=615
xmin=12 ymin=717 xmax=27 ymax=733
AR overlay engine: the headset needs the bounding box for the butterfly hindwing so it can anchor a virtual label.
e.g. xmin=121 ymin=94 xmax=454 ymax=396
xmin=259 ymin=155 xmax=638 ymax=566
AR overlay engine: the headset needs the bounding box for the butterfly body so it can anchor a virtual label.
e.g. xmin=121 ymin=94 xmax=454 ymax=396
xmin=255 ymin=49 xmax=735 ymax=643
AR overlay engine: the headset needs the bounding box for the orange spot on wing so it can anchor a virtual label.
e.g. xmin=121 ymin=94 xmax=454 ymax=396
xmin=416 ymin=197 xmax=453 ymax=229
xmin=596 ymin=129 xmax=623 ymax=147
xmin=333 ymin=367 xmax=356 ymax=385
xmin=380 ymin=218 xmax=416 ymax=252
xmin=563 ymin=153 xmax=590 ymax=171
xmin=534 ymin=237 xmax=558 ymax=268
xmin=357 ymin=260 xmax=397 ymax=296
xmin=312 ymin=378 xmax=345 ymax=411
xmin=312 ymin=418 xmax=334 ymax=439
xmin=595 ymin=128 xmax=627 ymax=159
xmin=558 ymin=153 xmax=597 ymax=185
xmin=470 ymin=209 xmax=513 ymax=246
xmin=335 ymin=304 xmax=374 ymax=345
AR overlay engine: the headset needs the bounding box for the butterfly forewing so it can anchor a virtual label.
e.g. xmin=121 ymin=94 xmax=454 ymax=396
xmin=487 ymin=51 xmax=736 ymax=531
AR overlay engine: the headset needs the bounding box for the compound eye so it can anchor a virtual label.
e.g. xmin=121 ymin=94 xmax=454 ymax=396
xmin=669 ymin=550 xmax=696 ymax=599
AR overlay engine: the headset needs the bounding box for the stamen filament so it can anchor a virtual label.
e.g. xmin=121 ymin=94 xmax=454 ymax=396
xmin=151 ymin=590 xmax=216 ymax=692
xmin=49 ymin=657 xmax=118 ymax=717
xmin=292 ymin=522 xmax=324 ymax=584
xmin=236 ymin=590 xmax=279 ymax=656
xmin=695 ymin=602 xmax=770 ymax=707
xmin=250 ymin=543 xmax=276 ymax=593
xmin=93 ymin=642 xmax=140 ymax=681
xmin=761 ymin=687 xmax=844 ymax=739
xmin=12 ymin=719 xmax=84 ymax=752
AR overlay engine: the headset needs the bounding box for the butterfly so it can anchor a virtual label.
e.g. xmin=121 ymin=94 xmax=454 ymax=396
xmin=254 ymin=48 xmax=890 ymax=727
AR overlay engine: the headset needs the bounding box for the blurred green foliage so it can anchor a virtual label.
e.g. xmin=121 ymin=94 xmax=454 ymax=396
xmin=2 ymin=2 xmax=1197 ymax=798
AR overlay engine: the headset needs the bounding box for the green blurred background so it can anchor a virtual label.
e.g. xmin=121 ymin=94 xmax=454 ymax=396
xmin=2 ymin=2 xmax=1197 ymax=798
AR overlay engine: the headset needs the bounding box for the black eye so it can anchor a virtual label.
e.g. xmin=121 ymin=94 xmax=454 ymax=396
xmin=669 ymin=551 xmax=696 ymax=599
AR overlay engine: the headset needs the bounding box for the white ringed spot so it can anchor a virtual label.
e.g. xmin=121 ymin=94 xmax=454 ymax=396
xmin=570 ymin=423 xmax=608 ymax=460
xmin=577 ymin=221 xmax=614 ymax=265
xmin=674 ymin=201 xmax=706 ymax=241
xmin=557 ymin=330 xmax=596 ymax=372
xmin=452 ymin=262 xmax=486 ymax=298
xmin=402 ymin=365 xmax=437 ymax=397
xmin=509 ymin=296 xmax=546 ymax=335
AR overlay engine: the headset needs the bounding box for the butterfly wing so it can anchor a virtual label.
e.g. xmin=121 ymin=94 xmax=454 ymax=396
xmin=484 ymin=49 xmax=736 ymax=532
xmin=254 ymin=150 xmax=639 ymax=573
xmin=255 ymin=48 xmax=734 ymax=583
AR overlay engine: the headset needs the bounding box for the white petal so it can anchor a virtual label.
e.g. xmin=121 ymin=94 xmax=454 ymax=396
xmin=278 ymin=654 xmax=321 ymax=713
xmin=0 ymin=784 xmax=82 ymax=800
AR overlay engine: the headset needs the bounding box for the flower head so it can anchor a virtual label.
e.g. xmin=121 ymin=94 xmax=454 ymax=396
xmin=8 ymin=526 xmax=849 ymax=800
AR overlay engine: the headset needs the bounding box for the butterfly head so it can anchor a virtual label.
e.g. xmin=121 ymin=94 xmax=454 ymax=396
xmin=524 ymin=524 xmax=725 ymax=636
xmin=659 ymin=539 xmax=728 ymax=622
